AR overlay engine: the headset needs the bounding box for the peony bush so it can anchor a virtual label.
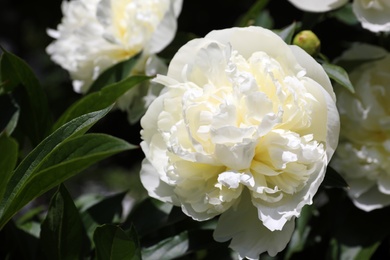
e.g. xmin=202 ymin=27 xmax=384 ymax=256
xmin=3 ymin=0 xmax=390 ymax=259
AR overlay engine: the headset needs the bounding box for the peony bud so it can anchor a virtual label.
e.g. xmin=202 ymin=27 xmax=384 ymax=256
xmin=293 ymin=30 xmax=321 ymax=56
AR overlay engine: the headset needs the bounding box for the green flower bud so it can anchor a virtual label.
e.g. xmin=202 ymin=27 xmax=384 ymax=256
xmin=293 ymin=30 xmax=321 ymax=57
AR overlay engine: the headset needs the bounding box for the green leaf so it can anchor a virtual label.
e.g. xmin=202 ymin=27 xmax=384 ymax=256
xmin=285 ymin=205 xmax=314 ymax=259
xmin=0 ymin=48 xmax=52 ymax=145
xmin=322 ymin=63 xmax=355 ymax=94
xmin=322 ymin=166 xmax=349 ymax=188
xmin=0 ymin=94 xmax=19 ymax=135
xmin=1 ymin=133 xmax=134 ymax=230
xmin=142 ymin=231 xmax=189 ymax=260
xmin=124 ymin=198 xmax=174 ymax=237
xmin=93 ymin=224 xmax=141 ymax=260
xmin=88 ymin=54 xmax=141 ymax=93
xmin=237 ymin=0 xmax=270 ymax=27
xmin=81 ymin=191 xmax=127 ymax=240
xmin=340 ymin=242 xmax=380 ymax=260
xmin=0 ymin=106 xmax=116 ymax=229
xmin=54 ymin=75 xmax=150 ymax=130
xmin=330 ymin=3 xmax=358 ymax=26
xmin=40 ymin=184 xmax=90 ymax=260
xmin=250 ymin=9 xmax=274 ymax=29
xmin=274 ymin=22 xmax=298 ymax=44
xmin=0 ymin=220 xmax=41 ymax=259
xmin=0 ymin=133 xmax=18 ymax=200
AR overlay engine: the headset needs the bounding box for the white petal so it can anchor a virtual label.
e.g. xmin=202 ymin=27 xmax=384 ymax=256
xmin=140 ymin=158 xmax=179 ymax=205
xmin=146 ymin=0 xmax=181 ymax=54
xmin=253 ymin=161 xmax=327 ymax=231
xmin=347 ymin=177 xmax=376 ymax=198
xmin=289 ymin=45 xmax=335 ymax=102
xmin=214 ymin=191 xmax=295 ymax=259
xmin=352 ymin=185 xmax=390 ymax=211
xmin=353 ymin=0 xmax=390 ymax=33
xmin=215 ymin=141 xmax=257 ymax=170
xmin=288 ymin=0 xmax=348 ymax=12
xmin=205 ymin=27 xmax=300 ymax=76
xmin=377 ymin=173 xmax=390 ymax=194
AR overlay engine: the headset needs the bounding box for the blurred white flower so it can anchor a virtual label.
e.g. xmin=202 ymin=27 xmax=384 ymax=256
xmin=353 ymin=0 xmax=390 ymax=32
xmin=140 ymin=26 xmax=339 ymax=259
xmin=46 ymin=0 xmax=182 ymax=93
xmin=331 ymin=44 xmax=390 ymax=212
xmin=287 ymin=0 xmax=348 ymax=13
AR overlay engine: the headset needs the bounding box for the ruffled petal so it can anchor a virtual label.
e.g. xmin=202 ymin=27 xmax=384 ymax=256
xmin=214 ymin=191 xmax=295 ymax=259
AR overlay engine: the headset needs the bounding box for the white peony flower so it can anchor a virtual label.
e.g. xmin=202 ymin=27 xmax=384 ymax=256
xmin=46 ymin=0 xmax=182 ymax=93
xmin=331 ymin=44 xmax=390 ymax=212
xmin=140 ymin=26 xmax=339 ymax=259
xmin=287 ymin=0 xmax=348 ymax=13
xmin=353 ymin=0 xmax=390 ymax=32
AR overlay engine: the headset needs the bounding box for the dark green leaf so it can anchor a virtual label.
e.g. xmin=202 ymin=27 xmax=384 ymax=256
xmin=340 ymin=242 xmax=380 ymax=260
xmin=330 ymin=3 xmax=358 ymax=25
xmin=93 ymin=224 xmax=141 ymax=260
xmin=0 ymin=106 xmax=113 ymax=229
xmin=0 ymin=133 xmax=18 ymax=200
xmin=329 ymin=189 xmax=390 ymax=247
xmin=0 ymin=221 xmax=41 ymax=259
xmin=250 ymin=9 xmax=274 ymax=29
xmin=237 ymin=0 xmax=270 ymax=27
xmin=322 ymin=63 xmax=355 ymax=94
xmin=0 ymin=94 xmax=19 ymax=135
xmin=0 ymin=133 xmax=133 ymax=230
xmin=322 ymin=166 xmax=349 ymax=188
xmin=81 ymin=191 xmax=127 ymax=239
xmin=88 ymin=53 xmax=141 ymax=93
xmin=142 ymin=231 xmax=189 ymax=260
xmin=0 ymin=48 xmax=52 ymax=145
xmin=124 ymin=198 xmax=173 ymax=237
xmin=40 ymin=184 xmax=90 ymax=260
xmin=54 ymin=75 xmax=150 ymax=130
xmin=285 ymin=205 xmax=314 ymax=259
xmin=274 ymin=22 xmax=298 ymax=44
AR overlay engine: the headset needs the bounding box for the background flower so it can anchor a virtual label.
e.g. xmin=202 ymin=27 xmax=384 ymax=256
xmin=287 ymin=0 xmax=348 ymax=13
xmin=140 ymin=26 xmax=339 ymax=259
xmin=353 ymin=0 xmax=390 ymax=33
xmin=46 ymin=0 xmax=182 ymax=122
xmin=331 ymin=44 xmax=390 ymax=211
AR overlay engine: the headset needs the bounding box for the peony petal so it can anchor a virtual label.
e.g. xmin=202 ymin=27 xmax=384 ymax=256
xmin=377 ymin=173 xmax=390 ymax=195
xmin=205 ymin=27 xmax=301 ymax=76
xmin=214 ymin=190 xmax=295 ymax=259
xmin=146 ymin=0 xmax=182 ymax=54
xmin=287 ymin=0 xmax=348 ymax=12
xmin=353 ymin=0 xmax=390 ymax=33
xmin=140 ymin=158 xmax=179 ymax=205
xmin=253 ymin=160 xmax=326 ymax=231
xmin=352 ymin=185 xmax=390 ymax=211
xmin=289 ymin=45 xmax=335 ymax=102
xmin=347 ymin=177 xmax=376 ymax=198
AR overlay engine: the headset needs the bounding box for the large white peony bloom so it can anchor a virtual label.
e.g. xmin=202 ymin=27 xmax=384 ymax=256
xmin=287 ymin=0 xmax=348 ymax=13
xmin=46 ymin=0 xmax=182 ymax=93
xmin=353 ymin=0 xmax=390 ymax=32
xmin=331 ymin=44 xmax=390 ymax=212
xmin=140 ymin=26 xmax=339 ymax=259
